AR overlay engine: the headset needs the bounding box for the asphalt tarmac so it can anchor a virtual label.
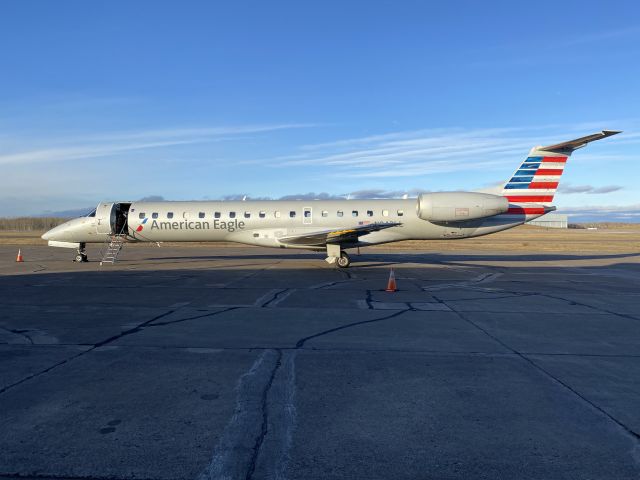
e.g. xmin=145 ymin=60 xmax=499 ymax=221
xmin=1 ymin=244 xmax=640 ymax=479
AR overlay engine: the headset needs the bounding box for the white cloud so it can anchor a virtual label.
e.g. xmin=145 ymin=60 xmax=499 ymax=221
xmin=0 ymin=123 xmax=313 ymax=166
xmin=559 ymin=184 xmax=624 ymax=194
xmin=251 ymin=123 xmax=628 ymax=180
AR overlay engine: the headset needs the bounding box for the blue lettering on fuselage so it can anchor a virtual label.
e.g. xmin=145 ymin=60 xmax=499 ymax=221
xmin=150 ymin=219 xmax=245 ymax=232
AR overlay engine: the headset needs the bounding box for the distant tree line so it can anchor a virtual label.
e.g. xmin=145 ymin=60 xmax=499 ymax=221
xmin=0 ymin=217 xmax=68 ymax=231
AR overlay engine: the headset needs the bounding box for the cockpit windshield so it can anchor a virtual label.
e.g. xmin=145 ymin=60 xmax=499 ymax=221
xmin=86 ymin=209 xmax=97 ymax=217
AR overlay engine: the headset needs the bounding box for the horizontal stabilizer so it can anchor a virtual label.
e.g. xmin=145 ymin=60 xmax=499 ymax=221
xmin=540 ymin=130 xmax=621 ymax=153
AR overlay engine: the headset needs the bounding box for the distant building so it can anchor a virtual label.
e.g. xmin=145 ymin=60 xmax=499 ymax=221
xmin=527 ymin=213 xmax=568 ymax=229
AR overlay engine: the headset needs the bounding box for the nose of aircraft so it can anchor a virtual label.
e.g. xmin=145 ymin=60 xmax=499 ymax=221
xmin=41 ymin=223 xmax=66 ymax=241
xmin=42 ymin=217 xmax=96 ymax=243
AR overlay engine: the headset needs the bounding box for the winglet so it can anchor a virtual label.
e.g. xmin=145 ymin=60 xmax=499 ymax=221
xmin=539 ymin=130 xmax=622 ymax=153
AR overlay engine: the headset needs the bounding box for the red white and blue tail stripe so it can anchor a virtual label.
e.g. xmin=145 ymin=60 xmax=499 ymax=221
xmin=501 ymin=130 xmax=621 ymax=218
xmin=501 ymin=152 xmax=567 ymax=214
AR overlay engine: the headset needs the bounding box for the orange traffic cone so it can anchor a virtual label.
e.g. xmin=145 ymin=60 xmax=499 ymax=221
xmin=16 ymin=249 xmax=24 ymax=262
xmin=385 ymin=268 xmax=397 ymax=292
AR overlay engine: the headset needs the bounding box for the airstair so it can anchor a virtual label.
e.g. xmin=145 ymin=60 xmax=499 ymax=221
xmin=99 ymin=224 xmax=128 ymax=265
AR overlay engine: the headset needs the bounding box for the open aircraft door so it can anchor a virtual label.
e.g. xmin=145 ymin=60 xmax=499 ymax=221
xmin=95 ymin=203 xmax=115 ymax=235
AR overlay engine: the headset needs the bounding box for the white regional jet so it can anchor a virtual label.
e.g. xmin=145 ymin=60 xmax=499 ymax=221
xmin=43 ymin=130 xmax=620 ymax=267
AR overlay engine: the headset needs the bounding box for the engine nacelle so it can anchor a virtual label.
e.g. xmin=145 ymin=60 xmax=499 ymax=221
xmin=416 ymin=192 xmax=509 ymax=222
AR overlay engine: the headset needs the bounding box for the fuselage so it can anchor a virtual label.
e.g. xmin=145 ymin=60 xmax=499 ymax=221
xmin=42 ymin=198 xmax=538 ymax=249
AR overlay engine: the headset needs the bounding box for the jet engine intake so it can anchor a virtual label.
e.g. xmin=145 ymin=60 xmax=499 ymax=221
xmin=416 ymin=192 xmax=508 ymax=222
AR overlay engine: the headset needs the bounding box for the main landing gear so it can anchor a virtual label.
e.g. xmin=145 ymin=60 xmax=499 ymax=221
xmin=74 ymin=243 xmax=88 ymax=263
xmin=326 ymin=244 xmax=351 ymax=268
xmin=336 ymin=252 xmax=351 ymax=268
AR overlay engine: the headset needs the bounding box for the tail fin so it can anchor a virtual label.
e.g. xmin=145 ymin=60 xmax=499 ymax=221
xmin=501 ymin=130 xmax=621 ymax=214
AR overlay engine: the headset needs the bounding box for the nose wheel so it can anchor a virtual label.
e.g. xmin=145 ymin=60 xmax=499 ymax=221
xmin=74 ymin=244 xmax=88 ymax=263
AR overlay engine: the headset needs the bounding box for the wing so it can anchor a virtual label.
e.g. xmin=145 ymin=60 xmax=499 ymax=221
xmin=277 ymin=221 xmax=402 ymax=247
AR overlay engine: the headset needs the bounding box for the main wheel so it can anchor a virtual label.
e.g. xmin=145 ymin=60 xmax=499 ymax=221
xmin=336 ymin=252 xmax=351 ymax=268
xmin=74 ymin=254 xmax=84 ymax=263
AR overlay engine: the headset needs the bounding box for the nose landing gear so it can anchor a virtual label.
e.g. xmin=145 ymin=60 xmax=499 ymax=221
xmin=74 ymin=243 xmax=88 ymax=263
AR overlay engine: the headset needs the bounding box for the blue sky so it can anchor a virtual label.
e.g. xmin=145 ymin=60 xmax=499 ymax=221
xmin=1 ymin=1 xmax=639 ymax=221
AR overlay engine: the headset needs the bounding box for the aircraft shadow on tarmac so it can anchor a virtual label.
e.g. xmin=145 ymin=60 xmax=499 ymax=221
xmin=143 ymin=251 xmax=640 ymax=266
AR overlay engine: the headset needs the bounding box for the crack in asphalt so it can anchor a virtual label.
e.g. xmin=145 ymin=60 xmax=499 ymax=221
xmin=244 ymin=349 xmax=283 ymax=480
xmin=421 ymin=272 xmax=503 ymax=291
xmin=260 ymin=289 xmax=290 ymax=307
xmin=364 ymin=289 xmax=374 ymax=309
xmin=0 ymin=308 xmax=178 ymax=396
xmin=295 ymin=309 xmax=410 ymax=348
xmin=308 ymin=270 xmax=359 ymax=290
xmin=534 ymin=292 xmax=640 ymax=323
xmin=197 ymin=350 xmax=281 ymax=480
xmin=433 ymin=294 xmax=640 ymax=444
xmin=147 ymin=308 xmax=239 ymax=327
xmin=0 ymin=326 xmax=34 ymax=345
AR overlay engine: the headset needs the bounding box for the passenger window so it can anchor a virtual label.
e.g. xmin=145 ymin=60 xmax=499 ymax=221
xmin=274 ymin=211 xmax=281 ymax=218
xmin=167 ymin=212 xmax=174 ymax=219
xmin=352 ymin=210 xmax=358 ymax=217
xmin=289 ymin=211 xmax=296 ymax=218
xmin=367 ymin=210 xmax=373 ymax=217
xmin=152 ymin=212 xmax=158 ymax=219
xmin=244 ymin=212 xmax=251 ymax=218
xmin=214 ymin=212 xmax=221 ymax=219
xmin=139 ymin=212 xmax=145 ymax=219
xmin=382 ymin=210 xmax=389 ymax=217
xmin=397 ymin=210 xmax=404 ymax=216
xmin=198 ymin=212 xmax=205 ymax=219
xmin=337 ymin=211 xmax=344 ymax=217
xmin=230 ymin=212 xmax=236 ymax=219
xmin=259 ymin=211 xmax=266 ymax=218
xmin=322 ymin=210 xmax=328 ymax=217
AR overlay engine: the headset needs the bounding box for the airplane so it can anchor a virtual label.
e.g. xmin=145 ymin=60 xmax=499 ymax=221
xmin=42 ymin=130 xmax=620 ymax=268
